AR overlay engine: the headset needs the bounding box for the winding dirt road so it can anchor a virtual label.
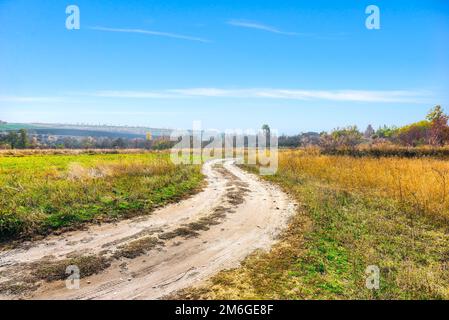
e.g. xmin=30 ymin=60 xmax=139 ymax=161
xmin=0 ymin=159 xmax=295 ymax=300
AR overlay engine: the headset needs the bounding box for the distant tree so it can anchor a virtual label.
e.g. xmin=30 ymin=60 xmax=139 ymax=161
xmin=152 ymin=138 xmax=175 ymax=150
xmin=262 ymin=124 xmax=271 ymax=136
xmin=375 ymin=125 xmax=398 ymax=139
xmin=63 ymin=137 xmax=73 ymax=148
xmin=299 ymin=132 xmax=320 ymax=146
xmin=0 ymin=132 xmax=11 ymax=149
xmin=6 ymin=131 xmax=19 ymax=149
xmin=63 ymin=137 xmax=81 ymax=149
xmin=144 ymin=139 xmax=153 ymax=150
xmin=331 ymin=126 xmax=363 ymax=148
xmin=81 ymin=137 xmax=95 ymax=149
xmin=364 ymin=125 xmax=375 ymax=139
xmin=17 ymin=129 xmax=28 ymax=149
xmin=319 ymin=132 xmax=338 ymax=151
xmin=0 ymin=142 xmax=10 ymax=149
xmin=30 ymin=136 xmax=39 ymax=149
xmin=261 ymin=124 xmax=271 ymax=148
xmin=394 ymin=106 xmax=449 ymax=146
xmin=397 ymin=121 xmax=430 ymax=146
xmin=426 ymin=105 xmax=445 ymax=122
xmin=99 ymin=137 xmax=113 ymax=149
xmin=426 ymin=105 xmax=449 ymax=146
xmin=278 ymin=134 xmax=301 ymax=148
xmin=112 ymin=138 xmax=126 ymax=149
xmin=319 ymin=126 xmax=363 ymax=150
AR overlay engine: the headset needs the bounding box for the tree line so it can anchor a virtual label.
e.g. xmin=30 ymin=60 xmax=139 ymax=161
xmin=277 ymin=105 xmax=449 ymax=149
xmin=0 ymin=129 xmax=29 ymax=149
xmin=1 ymin=105 xmax=447 ymax=151
xmin=0 ymin=131 xmax=175 ymax=150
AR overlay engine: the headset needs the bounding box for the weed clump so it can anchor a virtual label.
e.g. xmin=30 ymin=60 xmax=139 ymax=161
xmin=32 ymin=256 xmax=111 ymax=282
xmin=114 ymin=237 xmax=162 ymax=259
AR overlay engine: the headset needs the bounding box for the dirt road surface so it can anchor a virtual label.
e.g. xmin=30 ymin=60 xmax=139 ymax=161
xmin=0 ymin=159 xmax=296 ymax=300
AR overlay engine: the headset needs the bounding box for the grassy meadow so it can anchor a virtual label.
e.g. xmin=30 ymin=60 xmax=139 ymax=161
xmin=0 ymin=151 xmax=203 ymax=241
xmin=179 ymin=150 xmax=449 ymax=300
xmin=1 ymin=148 xmax=448 ymax=299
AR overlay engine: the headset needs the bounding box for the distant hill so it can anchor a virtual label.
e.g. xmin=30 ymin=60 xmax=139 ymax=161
xmin=0 ymin=123 xmax=173 ymax=139
xmin=0 ymin=123 xmax=40 ymax=130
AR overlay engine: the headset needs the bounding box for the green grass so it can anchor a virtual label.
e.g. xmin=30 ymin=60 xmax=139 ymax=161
xmin=0 ymin=152 xmax=203 ymax=241
xmin=176 ymin=164 xmax=449 ymax=300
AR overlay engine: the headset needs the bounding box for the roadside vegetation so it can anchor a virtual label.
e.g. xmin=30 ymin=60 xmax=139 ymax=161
xmin=279 ymin=150 xmax=449 ymax=221
xmin=279 ymin=105 xmax=449 ymax=152
xmin=0 ymin=152 xmax=203 ymax=242
xmin=177 ymin=150 xmax=449 ymax=300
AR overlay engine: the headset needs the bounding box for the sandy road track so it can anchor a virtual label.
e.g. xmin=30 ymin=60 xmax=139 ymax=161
xmin=0 ymin=159 xmax=296 ymax=300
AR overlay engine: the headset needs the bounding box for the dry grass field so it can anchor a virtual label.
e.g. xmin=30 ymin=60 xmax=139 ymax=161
xmin=280 ymin=149 xmax=449 ymax=221
xmin=177 ymin=150 xmax=449 ymax=300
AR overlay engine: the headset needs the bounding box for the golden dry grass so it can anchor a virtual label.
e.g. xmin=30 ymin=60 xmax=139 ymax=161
xmin=280 ymin=150 xmax=449 ymax=221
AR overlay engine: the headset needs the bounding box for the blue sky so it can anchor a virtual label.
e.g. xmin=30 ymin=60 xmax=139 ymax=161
xmin=0 ymin=0 xmax=448 ymax=134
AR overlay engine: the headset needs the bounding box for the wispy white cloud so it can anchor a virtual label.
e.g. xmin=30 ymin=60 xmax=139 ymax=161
xmin=93 ymin=90 xmax=173 ymax=99
xmin=88 ymin=88 xmax=431 ymax=103
xmin=0 ymin=89 xmax=431 ymax=104
xmin=227 ymin=19 xmax=304 ymax=36
xmin=243 ymin=89 xmax=430 ymax=103
xmin=169 ymin=88 xmax=235 ymax=97
xmin=78 ymin=110 xmax=183 ymax=116
xmin=0 ymin=96 xmax=67 ymax=103
xmin=89 ymin=26 xmax=210 ymax=43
